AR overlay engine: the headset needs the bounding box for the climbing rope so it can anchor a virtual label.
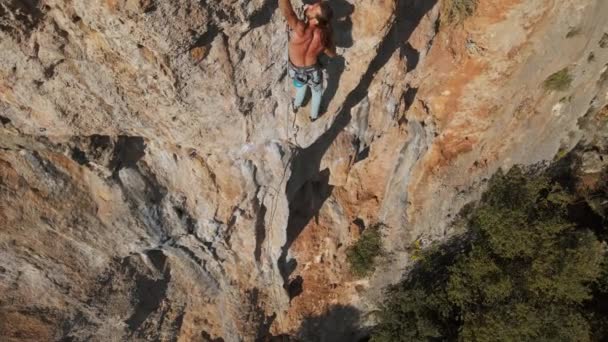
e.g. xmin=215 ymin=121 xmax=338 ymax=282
xmin=263 ymin=147 xmax=297 ymax=334
xmin=260 ymin=5 xmax=313 ymax=333
xmin=263 ymin=24 xmax=298 ymax=332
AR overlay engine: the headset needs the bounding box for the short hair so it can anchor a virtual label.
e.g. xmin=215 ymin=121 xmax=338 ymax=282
xmin=316 ymin=2 xmax=333 ymax=26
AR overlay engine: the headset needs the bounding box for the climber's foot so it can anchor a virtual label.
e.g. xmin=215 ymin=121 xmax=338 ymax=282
xmin=310 ymin=110 xmax=325 ymax=122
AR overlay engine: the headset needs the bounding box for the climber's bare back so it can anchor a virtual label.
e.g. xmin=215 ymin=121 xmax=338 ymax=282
xmin=279 ymin=0 xmax=334 ymax=67
xmin=289 ymin=25 xmax=327 ymax=67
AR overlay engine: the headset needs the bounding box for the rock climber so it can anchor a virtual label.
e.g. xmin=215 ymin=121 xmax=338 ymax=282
xmin=279 ymin=0 xmax=337 ymax=121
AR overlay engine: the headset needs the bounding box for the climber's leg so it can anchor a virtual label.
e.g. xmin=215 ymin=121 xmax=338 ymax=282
xmin=294 ymin=84 xmax=308 ymax=109
xmin=309 ymin=75 xmax=324 ymax=120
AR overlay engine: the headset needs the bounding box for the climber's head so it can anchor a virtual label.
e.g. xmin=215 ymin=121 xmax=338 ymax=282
xmin=305 ymin=1 xmax=333 ymax=27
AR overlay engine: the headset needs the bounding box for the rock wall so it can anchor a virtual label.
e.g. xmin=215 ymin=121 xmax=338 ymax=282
xmin=1 ymin=0 xmax=607 ymax=340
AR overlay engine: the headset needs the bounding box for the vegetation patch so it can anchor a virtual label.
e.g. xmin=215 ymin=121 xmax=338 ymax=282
xmin=371 ymin=163 xmax=608 ymax=341
xmin=543 ymin=67 xmax=573 ymax=91
xmin=440 ymin=0 xmax=479 ymax=25
xmin=347 ymin=224 xmax=384 ymax=277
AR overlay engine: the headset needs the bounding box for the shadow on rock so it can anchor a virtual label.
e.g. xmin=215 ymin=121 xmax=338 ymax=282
xmin=279 ymin=169 xmax=333 ymax=291
xmin=264 ymin=305 xmax=367 ymax=342
xmin=320 ymin=55 xmax=346 ymax=115
xmin=328 ymin=0 xmax=355 ymax=48
xmin=249 ymin=0 xmax=280 ymax=30
xmin=320 ymin=0 xmax=355 ymax=114
xmin=297 ymin=304 xmax=366 ymax=342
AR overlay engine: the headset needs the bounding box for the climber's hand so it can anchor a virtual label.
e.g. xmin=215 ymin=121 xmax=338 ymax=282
xmin=324 ymin=47 xmax=337 ymax=58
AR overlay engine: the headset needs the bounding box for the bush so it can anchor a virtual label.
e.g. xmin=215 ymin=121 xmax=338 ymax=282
xmin=441 ymin=0 xmax=479 ymax=24
xmin=371 ymin=166 xmax=606 ymax=342
xmin=543 ymin=67 xmax=573 ymax=91
xmin=347 ymin=224 xmax=384 ymax=277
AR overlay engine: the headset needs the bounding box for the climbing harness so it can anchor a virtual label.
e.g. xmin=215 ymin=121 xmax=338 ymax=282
xmin=287 ymin=61 xmax=323 ymax=93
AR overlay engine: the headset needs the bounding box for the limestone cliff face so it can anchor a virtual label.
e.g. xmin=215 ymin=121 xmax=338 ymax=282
xmin=1 ymin=0 xmax=607 ymax=340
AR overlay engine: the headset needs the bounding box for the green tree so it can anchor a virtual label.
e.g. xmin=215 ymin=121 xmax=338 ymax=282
xmin=372 ymin=167 xmax=604 ymax=342
xmin=347 ymin=224 xmax=384 ymax=277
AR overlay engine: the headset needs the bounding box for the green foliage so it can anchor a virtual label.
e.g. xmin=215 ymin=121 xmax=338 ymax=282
xmin=575 ymin=166 xmax=608 ymax=340
xmin=588 ymin=173 xmax=608 ymax=221
xmin=409 ymin=239 xmax=423 ymax=261
xmin=440 ymin=0 xmax=479 ymax=24
xmin=347 ymin=224 xmax=383 ymax=277
xmin=543 ymin=67 xmax=573 ymax=91
xmin=371 ymin=166 xmax=605 ymax=342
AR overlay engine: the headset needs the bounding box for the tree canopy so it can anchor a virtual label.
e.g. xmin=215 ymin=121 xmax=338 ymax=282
xmin=372 ymin=166 xmax=608 ymax=341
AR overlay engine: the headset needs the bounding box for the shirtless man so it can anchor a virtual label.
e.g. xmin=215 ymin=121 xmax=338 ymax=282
xmin=279 ymin=0 xmax=336 ymax=121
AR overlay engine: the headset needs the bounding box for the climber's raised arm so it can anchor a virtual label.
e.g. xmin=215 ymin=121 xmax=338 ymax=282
xmin=279 ymin=0 xmax=305 ymax=34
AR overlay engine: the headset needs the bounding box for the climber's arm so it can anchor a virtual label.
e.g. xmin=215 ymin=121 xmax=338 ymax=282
xmin=279 ymin=0 xmax=305 ymax=34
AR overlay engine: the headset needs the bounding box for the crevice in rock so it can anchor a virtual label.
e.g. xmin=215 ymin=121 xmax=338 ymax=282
xmin=0 ymin=0 xmax=45 ymax=39
xmin=402 ymin=86 xmax=419 ymax=113
xmin=173 ymin=203 xmax=197 ymax=235
xmin=142 ymin=0 xmax=157 ymax=14
xmin=424 ymin=13 xmax=441 ymax=54
xmin=122 ymin=255 xmax=172 ymax=334
xmin=115 ymin=161 xmax=168 ymax=241
xmin=254 ymin=200 xmax=267 ymax=263
xmin=43 ymin=58 xmax=65 ymax=79
xmin=0 ymin=115 xmax=11 ymax=125
xmin=174 ymin=244 xmax=204 ymax=266
xmin=283 ymin=275 xmax=303 ymax=301
xmin=202 ymin=240 xmax=224 ymax=263
xmin=169 ymin=309 xmax=186 ymax=341
xmin=400 ymin=42 xmax=420 ymax=71
xmin=29 ymin=150 xmax=70 ymax=185
xmin=109 ymin=136 xmax=146 ymax=175
xmin=89 ymin=134 xmax=112 ymax=153
xmin=165 ymin=239 xmax=222 ymax=290
xmin=201 ymin=330 xmax=225 ymax=342
xmin=145 ymin=249 xmax=167 ymax=273
xmin=247 ymin=0 xmax=278 ymax=31
xmin=352 ymin=218 xmax=366 ymax=233
xmin=191 ymin=24 xmax=220 ymax=52
xmin=59 ymin=309 xmax=93 ymax=342
xmin=251 ymin=163 xmax=267 ymax=263
xmin=245 ymin=288 xmax=277 ymax=341
xmin=222 ymin=207 xmax=241 ymax=246
xmin=70 ymin=147 xmax=88 ymax=165
xmin=353 ymin=140 xmax=370 ymax=163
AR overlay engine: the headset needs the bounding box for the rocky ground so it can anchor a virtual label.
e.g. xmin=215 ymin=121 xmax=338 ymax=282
xmin=1 ymin=0 xmax=607 ymax=341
